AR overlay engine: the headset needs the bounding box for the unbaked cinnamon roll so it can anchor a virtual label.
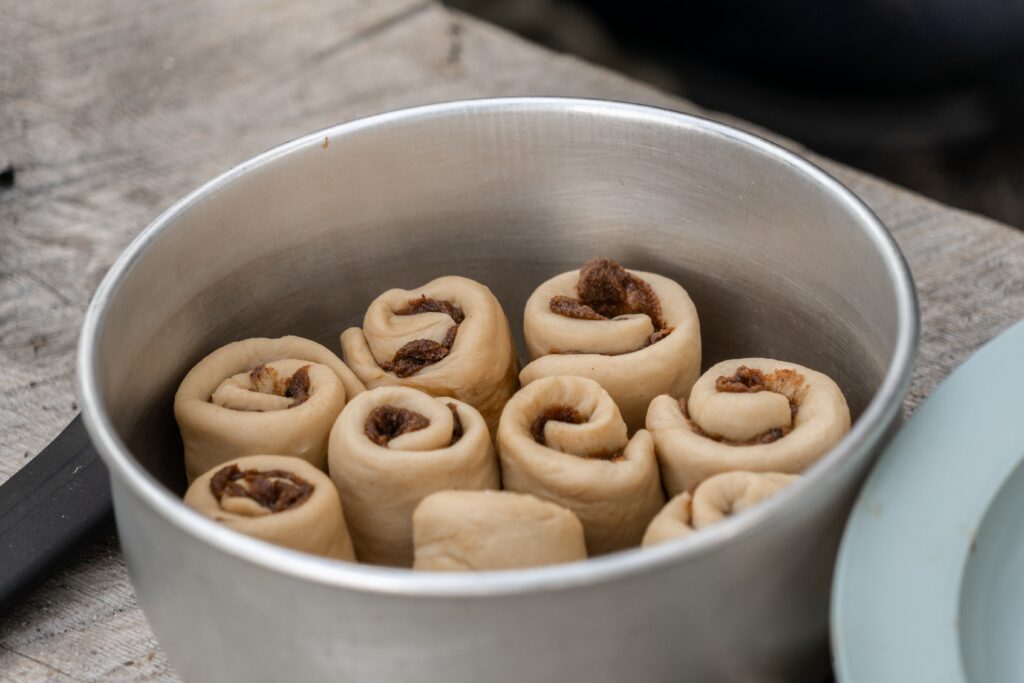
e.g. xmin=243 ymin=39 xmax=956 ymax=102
xmin=174 ymin=336 xmax=365 ymax=481
xmin=647 ymin=358 xmax=850 ymax=495
xmin=184 ymin=455 xmax=356 ymax=561
xmin=412 ymin=490 xmax=587 ymax=571
xmin=339 ymin=276 xmax=517 ymax=432
xmin=642 ymin=471 xmax=799 ymax=546
xmin=328 ymin=386 xmax=500 ymax=566
xmin=496 ymin=375 xmax=665 ymax=554
xmin=641 ymin=492 xmax=694 ymax=547
xmin=519 ymin=257 xmax=701 ymax=432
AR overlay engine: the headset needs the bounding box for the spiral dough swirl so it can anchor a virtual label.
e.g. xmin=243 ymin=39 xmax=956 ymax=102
xmin=497 ymin=375 xmax=665 ymax=554
xmin=328 ymin=385 xmax=500 ymax=567
xmin=646 ymin=357 xmax=850 ymax=496
xmin=340 ymin=276 xmax=518 ymax=432
xmin=520 ymin=258 xmax=701 ymax=432
xmin=174 ymin=336 xmax=364 ymax=481
xmin=642 ymin=471 xmax=799 ymax=546
xmin=184 ymin=455 xmax=356 ymax=561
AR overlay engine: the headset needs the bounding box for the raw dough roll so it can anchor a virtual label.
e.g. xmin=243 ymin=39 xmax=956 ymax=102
xmin=412 ymin=490 xmax=587 ymax=571
xmin=641 ymin=492 xmax=694 ymax=547
xmin=175 ymin=336 xmax=364 ymax=481
xmin=340 ymin=276 xmax=517 ymax=431
xmin=642 ymin=471 xmax=799 ymax=546
xmin=690 ymin=471 xmax=798 ymax=527
xmin=496 ymin=375 xmax=665 ymax=554
xmin=647 ymin=358 xmax=850 ymax=495
xmin=520 ymin=257 xmax=701 ymax=432
xmin=184 ymin=455 xmax=356 ymax=561
xmin=328 ymin=386 xmax=500 ymax=566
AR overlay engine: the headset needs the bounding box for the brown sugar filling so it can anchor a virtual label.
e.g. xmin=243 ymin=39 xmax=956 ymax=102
xmin=283 ymin=366 xmax=311 ymax=405
xmin=447 ymin=403 xmax=464 ymax=445
xmin=397 ymin=295 xmax=465 ymax=324
xmin=364 ymin=404 xmax=431 ymax=446
xmin=549 ymin=295 xmax=605 ymax=321
xmin=680 ymin=363 xmax=807 ymax=447
xmin=210 ymin=464 xmax=314 ymax=513
xmin=715 ymin=366 xmax=771 ymax=393
xmin=530 ymin=404 xmax=623 ymax=461
xmin=248 ymin=363 xmax=312 ymax=408
xmin=382 ymin=297 xmax=463 ymax=377
xmin=548 ymin=257 xmax=670 ymax=351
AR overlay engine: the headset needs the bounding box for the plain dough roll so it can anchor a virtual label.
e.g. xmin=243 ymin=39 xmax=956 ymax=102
xmin=642 ymin=471 xmax=799 ymax=546
xmin=690 ymin=471 xmax=798 ymax=527
xmin=647 ymin=358 xmax=850 ymax=495
xmin=184 ymin=455 xmax=356 ymax=561
xmin=328 ymin=386 xmax=500 ymax=567
xmin=641 ymin=492 xmax=694 ymax=547
xmin=497 ymin=375 xmax=665 ymax=554
xmin=412 ymin=490 xmax=587 ymax=571
xmin=340 ymin=275 xmax=518 ymax=432
xmin=175 ymin=336 xmax=364 ymax=481
xmin=519 ymin=257 xmax=701 ymax=432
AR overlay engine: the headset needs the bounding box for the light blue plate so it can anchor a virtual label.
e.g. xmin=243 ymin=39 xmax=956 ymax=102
xmin=832 ymin=318 xmax=1024 ymax=683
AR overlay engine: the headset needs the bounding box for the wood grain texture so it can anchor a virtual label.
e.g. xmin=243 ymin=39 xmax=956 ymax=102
xmin=1 ymin=0 xmax=1022 ymax=680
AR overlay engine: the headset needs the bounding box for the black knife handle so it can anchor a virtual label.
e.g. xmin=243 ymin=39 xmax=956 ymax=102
xmin=0 ymin=415 xmax=113 ymax=612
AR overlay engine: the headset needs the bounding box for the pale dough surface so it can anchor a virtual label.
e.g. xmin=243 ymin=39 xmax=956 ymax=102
xmin=328 ymin=386 xmax=500 ymax=567
xmin=183 ymin=454 xmax=356 ymax=561
xmin=174 ymin=336 xmax=363 ymax=480
xmin=642 ymin=471 xmax=799 ymax=546
xmin=412 ymin=490 xmax=587 ymax=571
xmin=6 ymin=0 xmax=1024 ymax=678
xmin=340 ymin=275 xmax=518 ymax=432
xmin=520 ymin=268 xmax=701 ymax=432
xmin=691 ymin=471 xmax=799 ymax=527
xmin=497 ymin=375 xmax=665 ymax=554
xmin=647 ymin=358 xmax=850 ymax=495
xmin=641 ymin=492 xmax=694 ymax=547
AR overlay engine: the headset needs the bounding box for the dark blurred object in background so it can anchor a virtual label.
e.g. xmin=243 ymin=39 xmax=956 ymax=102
xmin=449 ymin=0 xmax=1024 ymax=229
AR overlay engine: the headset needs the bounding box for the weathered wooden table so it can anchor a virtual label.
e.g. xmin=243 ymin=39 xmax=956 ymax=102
xmin=2 ymin=0 xmax=1023 ymax=680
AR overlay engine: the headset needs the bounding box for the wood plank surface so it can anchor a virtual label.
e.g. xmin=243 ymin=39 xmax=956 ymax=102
xmin=2 ymin=0 xmax=1023 ymax=680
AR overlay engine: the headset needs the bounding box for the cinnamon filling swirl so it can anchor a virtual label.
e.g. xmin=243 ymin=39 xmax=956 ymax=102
xmin=381 ymin=297 xmax=464 ymax=377
xmin=248 ymin=363 xmax=312 ymax=407
xmin=210 ymin=464 xmax=314 ymax=514
xmin=530 ymin=405 xmax=587 ymax=444
xmin=549 ymin=257 xmax=669 ymax=348
xmin=683 ymin=365 xmax=806 ymax=445
xmin=364 ymin=405 xmax=431 ymax=446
